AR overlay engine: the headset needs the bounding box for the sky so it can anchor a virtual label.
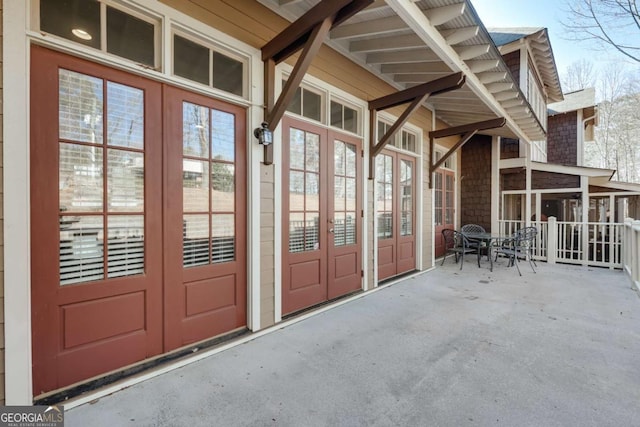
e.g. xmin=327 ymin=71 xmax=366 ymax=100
xmin=470 ymin=0 xmax=632 ymax=79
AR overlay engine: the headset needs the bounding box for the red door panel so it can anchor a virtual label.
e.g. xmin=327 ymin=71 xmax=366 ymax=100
xmin=163 ymin=86 xmax=246 ymax=349
xmin=282 ymin=118 xmax=362 ymax=314
xmin=30 ymin=46 xmax=162 ymax=394
xmin=30 ymin=46 xmax=247 ymax=395
xmin=376 ymin=150 xmax=416 ymax=281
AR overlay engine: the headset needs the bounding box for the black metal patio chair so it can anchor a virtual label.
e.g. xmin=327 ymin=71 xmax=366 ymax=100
xmin=461 ymin=223 xmax=486 ymax=260
xmin=492 ymin=226 xmax=538 ymax=276
xmin=441 ymin=229 xmax=477 ymax=270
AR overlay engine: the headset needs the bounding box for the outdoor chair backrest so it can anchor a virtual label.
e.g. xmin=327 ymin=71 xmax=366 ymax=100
xmin=515 ymin=226 xmax=537 ymax=250
xmin=442 ymin=229 xmax=466 ymax=250
xmin=461 ymin=224 xmax=485 ymax=234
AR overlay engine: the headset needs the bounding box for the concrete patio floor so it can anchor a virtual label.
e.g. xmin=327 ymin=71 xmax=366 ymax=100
xmin=67 ymin=260 xmax=640 ymax=426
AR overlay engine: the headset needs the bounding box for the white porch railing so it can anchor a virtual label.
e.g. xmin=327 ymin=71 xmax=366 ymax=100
xmin=623 ymin=218 xmax=640 ymax=291
xmin=497 ymin=218 xmax=624 ymax=269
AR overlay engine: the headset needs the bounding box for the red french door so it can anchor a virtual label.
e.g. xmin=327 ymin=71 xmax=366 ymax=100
xmin=376 ymin=150 xmax=416 ymax=281
xmin=30 ymin=46 xmax=246 ymax=394
xmin=163 ymin=86 xmax=246 ymax=349
xmin=282 ymin=117 xmax=362 ymax=315
xmin=434 ymin=169 xmax=455 ymax=258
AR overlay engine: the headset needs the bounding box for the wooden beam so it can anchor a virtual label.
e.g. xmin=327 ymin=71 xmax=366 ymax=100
xmin=430 ymin=130 xmax=477 ymax=174
xmin=258 ymin=0 xmax=373 ymax=164
xmin=262 ymin=0 xmax=373 ymax=63
xmin=372 ymin=92 xmax=429 ymax=158
xmin=478 ymin=71 xmax=508 ymax=84
xmin=367 ymin=72 xmax=466 ymax=179
xmin=428 ymin=117 xmax=506 ymax=139
xmin=369 ymin=72 xmax=465 ymax=111
xmin=266 ymin=17 xmax=333 ymax=132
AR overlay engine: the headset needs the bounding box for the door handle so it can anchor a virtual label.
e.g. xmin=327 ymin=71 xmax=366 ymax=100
xmin=329 ymin=228 xmax=334 ymax=233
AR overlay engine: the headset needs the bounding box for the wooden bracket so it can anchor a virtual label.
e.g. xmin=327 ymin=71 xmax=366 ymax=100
xmin=428 ymin=117 xmax=506 ymax=188
xmin=368 ymin=72 xmax=466 ymax=179
xmin=259 ymin=0 xmax=373 ymax=165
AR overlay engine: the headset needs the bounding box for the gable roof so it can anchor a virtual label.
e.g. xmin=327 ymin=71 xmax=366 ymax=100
xmin=488 ymin=27 xmax=563 ymax=103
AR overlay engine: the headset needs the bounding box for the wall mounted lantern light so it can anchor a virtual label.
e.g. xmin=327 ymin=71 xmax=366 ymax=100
xmin=254 ymin=122 xmax=273 ymax=146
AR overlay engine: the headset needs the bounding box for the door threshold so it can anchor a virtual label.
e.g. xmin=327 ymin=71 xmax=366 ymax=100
xmin=33 ymin=328 xmax=249 ymax=406
xmin=282 ymin=290 xmax=363 ymax=321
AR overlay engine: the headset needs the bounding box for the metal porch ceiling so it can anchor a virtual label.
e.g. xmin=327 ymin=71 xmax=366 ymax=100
xmin=258 ymin=0 xmax=546 ymax=142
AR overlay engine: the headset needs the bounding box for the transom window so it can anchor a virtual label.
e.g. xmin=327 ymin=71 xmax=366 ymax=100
xmin=39 ymin=0 xmax=158 ymax=68
xmin=285 ymin=81 xmax=323 ymax=122
xmin=435 ymin=150 xmax=455 ymax=170
xmin=377 ymin=120 xmax=418 ymax=153
xmin=330 ymin=100 xmax=359 ymax=134
xmin=173 ymin=33 xmax=246 ymax=97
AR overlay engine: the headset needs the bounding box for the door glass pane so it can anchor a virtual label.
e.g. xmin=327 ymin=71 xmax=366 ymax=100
xmin=376 ymin=154 xmax=393 ymax=239
xmin=334 ymin=176 xmax=346 ymax=211
xmin=59 ymin=215 xmax=104 ymax=285
xmin=59 ymin=69 xmax=104 ymax=144
xmin=305 ymin=133 xmax=320 ymax=172
xmin=106 ymin=6 xmax=155 ymax=67
xmin=346 ymin=178 xmax=356 ymax=211
xmin=183 ymin=160 xmax=209 ymax=212
xmin=211 ymin=163 xmax=235 ymax=212
xmin=212 ymin=110 xmax=235 ymax=162
xmin=108 ymin=149 xmax=144 ymax=212
xmin=183 ymin=102 xmax=210 ymax=157
xmin=334 ymin=141 xmax=358 ymax=247
xmin=334 ymin=212 xmax=346 ymax=246
xmin=60 ymin=143 xmax=103 ymax=213
xmin=289 ymin=212 xmax=305 ymax=253
xmin=183 ymin=214 xmax=210 ymax=266
xmin=306 ymin=173 xmax=320 ymax=211
xmin=212 ymin=214 xmax=235 ymax=263
xmin=289 ymin=128 xmax=322 ymax=253
xmin=289 ymin=171 xmax=305 ymax=211
xmin=345 ymin=212 xmax=356 ymax=245
xmin=305 ymin=213 xmax=320 ymax=251
xmin=107 ymin=82 xmax=144 ymax=149
xmin=290 ymin=128 xmax=305 ymax=169
xmin=107 ymin=215 xmax=144 ymax=278
xmin=400 ymin=160 xmax=413 ymax=236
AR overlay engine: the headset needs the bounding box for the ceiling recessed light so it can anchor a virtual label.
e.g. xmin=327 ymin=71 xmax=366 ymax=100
xmin=72 ymin=28 xmax=92 ymax=41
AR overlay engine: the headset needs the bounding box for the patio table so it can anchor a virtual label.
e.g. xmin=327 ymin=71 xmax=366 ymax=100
xmin=461 ymin=232 xmax=514 ymax=271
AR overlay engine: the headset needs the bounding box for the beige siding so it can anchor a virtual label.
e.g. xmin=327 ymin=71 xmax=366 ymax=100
xmin=0 ymin=0 xmax=5 ymax=406
xmin=260 ymin=165 xmax=275 ymax=327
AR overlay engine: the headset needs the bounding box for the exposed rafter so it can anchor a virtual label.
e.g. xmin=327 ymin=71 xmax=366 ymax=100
xmin=424 ymin=3 xmax=466 ymax=26
xmin=368 ymin=72 xmax=466 ymax=179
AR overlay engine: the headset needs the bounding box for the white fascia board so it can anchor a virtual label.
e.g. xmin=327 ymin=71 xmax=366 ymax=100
xmin=385 ymin=0 xmax=532 ymax=143
xmin=531 ymin=161 xmax=615 ymax=178
xmin=499 ymin=157 xmax=526 ymax=169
